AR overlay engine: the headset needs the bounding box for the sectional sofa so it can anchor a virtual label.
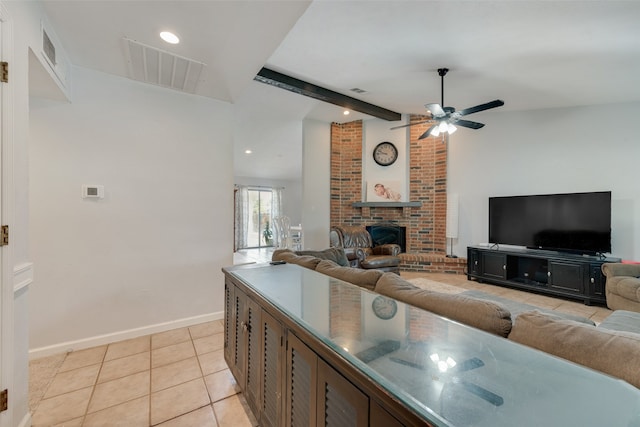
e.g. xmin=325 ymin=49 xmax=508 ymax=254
xmin=272 ymin=248 xmax=640 ymax=389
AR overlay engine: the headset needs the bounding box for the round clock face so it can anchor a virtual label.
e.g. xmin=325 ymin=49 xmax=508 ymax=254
xmin=373 ymin=142 xmax=398 ymax=166
xmin=372 ymin=295 xmax=398 ymax=320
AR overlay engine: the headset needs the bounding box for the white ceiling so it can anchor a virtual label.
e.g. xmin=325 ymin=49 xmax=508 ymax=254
xmin=40 ymin=0 xmax=640 ymax=180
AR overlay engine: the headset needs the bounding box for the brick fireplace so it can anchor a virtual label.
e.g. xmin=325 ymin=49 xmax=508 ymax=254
xmin=330 ymin=116 xmax=466 ymax=274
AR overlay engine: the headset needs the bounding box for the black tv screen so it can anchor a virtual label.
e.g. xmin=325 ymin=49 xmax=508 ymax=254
xmin=489 ymin=191 xmax=611 ymax=255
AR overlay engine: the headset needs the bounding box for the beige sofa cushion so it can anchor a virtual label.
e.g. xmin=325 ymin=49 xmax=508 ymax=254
xmin=375 ymin=273 xmax=512 ymax=337
xmin=315 ymin=260 xmax=383 ymax=291
xmin=296 ymin=248 xmax=350 ymax=267
xmin=509 ymin=310 xmax=640 ymax=388
xmin=271 ymin=250 xmax=322 ymax=270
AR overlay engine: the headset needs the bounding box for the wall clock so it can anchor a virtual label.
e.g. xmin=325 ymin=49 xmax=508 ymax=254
xmin=372 ymin=295 xmax=398 ymax=320
xmin=373 ymin=141 xmax=398 ymax=166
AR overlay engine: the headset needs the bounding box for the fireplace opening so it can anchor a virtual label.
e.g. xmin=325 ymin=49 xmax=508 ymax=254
xmin=366 ymin=224 xmax=406 ymax=253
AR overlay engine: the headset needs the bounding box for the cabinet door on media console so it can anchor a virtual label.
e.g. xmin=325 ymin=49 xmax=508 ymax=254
xmin=548 ymin=261 xmax=585 ymax=294
xmin=589 ymin=264 xmax=606 ymax=299
xmin=467 ymin=248 xmax=480 ymax=276
xmin=480 ymin=252 xmax=507 ymax=280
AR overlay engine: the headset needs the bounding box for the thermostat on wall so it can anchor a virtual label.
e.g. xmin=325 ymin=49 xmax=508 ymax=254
xmin=82 ymin=185 xmax=104 ymax=199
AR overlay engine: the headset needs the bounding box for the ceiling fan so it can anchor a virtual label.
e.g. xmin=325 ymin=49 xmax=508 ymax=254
xmin=391 ymin=68 xmax=504 ymax=139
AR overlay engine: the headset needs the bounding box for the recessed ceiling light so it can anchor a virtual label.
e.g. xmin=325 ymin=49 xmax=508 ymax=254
xmin=343 ymin=110 xmax=350 ymax=115
xmin=245 ymin=149 xmax=252 ymax=154
xmin=160 ymin=31 xmax=180 ymax=44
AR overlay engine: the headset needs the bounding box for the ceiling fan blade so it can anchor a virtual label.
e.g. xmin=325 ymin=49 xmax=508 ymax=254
xmin=390 ymin=119 xmax=433 ymax=130
xmin=418 ymin=125 xmax=439 ymax=139
xmin=457 ymin=99 xmax=505 ymax=116
xmin=454 ymin=119 xmax=485 ymax=129
xmin=425 ymin=103 xmax=446 ymax=118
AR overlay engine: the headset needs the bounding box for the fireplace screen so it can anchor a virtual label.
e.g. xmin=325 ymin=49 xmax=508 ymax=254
xmin=366 ymin=224 xmax=406 ymax=253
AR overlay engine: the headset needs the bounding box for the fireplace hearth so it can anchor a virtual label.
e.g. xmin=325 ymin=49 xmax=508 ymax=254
xmin=366 ymin=224 xmax=406 ymax=253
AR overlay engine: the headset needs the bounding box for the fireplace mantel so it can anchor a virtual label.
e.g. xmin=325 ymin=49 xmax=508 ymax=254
xmin=352 ymin=202 xmax=422 ymax=208
xmin=352 ymin=201 xmax=422 ymax=218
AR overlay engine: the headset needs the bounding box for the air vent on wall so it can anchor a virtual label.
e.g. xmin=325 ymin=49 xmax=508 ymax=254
xmin=40 ymin=21 xmax=70 ymax=91
xmin=42 ymin=29 xmax=56 ymax=66
xmin=124 ymin=38 xmax=205 ymax=94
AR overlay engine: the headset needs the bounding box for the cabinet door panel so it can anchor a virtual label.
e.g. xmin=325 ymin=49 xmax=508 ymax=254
xmin=231 ymin=287 xmax=248 ymax=385
xmin=370 ymin=401 xmax=406 ymax=427
xmin=590 ymin=264 xmax=606 ymax=298
xmin=467 ymin=249 xmax=480 ymax=276
xmin=224 ymin=280 xmax=234 ymax=366
xmin=285 ymin=333 xmax=317 ymax=427
xmin=548 ymin=261 xmax=584 ymax=293
xmin=261 ymin=310 xmax=284 ymax=427
xmin=481 ymin=252 xmax=507 ymax=280
xmin=317 ymin=359 xmax=368 ymax=427
xmin=245 ymin=299 xmax=262 ymax=416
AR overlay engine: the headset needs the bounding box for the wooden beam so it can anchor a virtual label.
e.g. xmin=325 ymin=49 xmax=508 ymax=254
xmin=254 ymin=68 xmax=402 ymax=122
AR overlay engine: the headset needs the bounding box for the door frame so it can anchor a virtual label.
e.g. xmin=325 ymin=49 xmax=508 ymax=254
xmin=0 ymin=3 xmax=15 ymax=427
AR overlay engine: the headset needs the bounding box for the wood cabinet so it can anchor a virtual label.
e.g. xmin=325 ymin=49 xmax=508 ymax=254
xmin=224 ymin=280 xmax=284 ymax=426
xmin=224 ymin=276 xmax=421 ymax=427
xmin=467 ymin=246 xmax=619 ymax=305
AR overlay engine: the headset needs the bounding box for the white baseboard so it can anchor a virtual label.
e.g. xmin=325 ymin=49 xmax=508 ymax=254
xmin=28 ymin=311 xmax=223 ymax=359
xmin=17 ymin=411 xmax=31 ymax=427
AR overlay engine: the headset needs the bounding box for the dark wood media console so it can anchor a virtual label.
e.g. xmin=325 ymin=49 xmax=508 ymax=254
xmin=467 ymin=246 xmax=621 ymax=305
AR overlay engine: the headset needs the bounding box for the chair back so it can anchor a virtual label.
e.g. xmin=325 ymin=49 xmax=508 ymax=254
xmin=273 ymin=216 xmax=293 ymax=249
xmin=330 ymin=225 xmax=373 ymax=249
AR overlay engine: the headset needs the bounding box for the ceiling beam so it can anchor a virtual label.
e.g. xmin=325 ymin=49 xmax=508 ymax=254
xmin=254 ymin=67 xmax=402 ymax=122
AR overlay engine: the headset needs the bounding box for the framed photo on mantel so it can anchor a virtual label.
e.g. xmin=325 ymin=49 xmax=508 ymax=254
xmin=367 ymin=180 xmax=402 ymax=202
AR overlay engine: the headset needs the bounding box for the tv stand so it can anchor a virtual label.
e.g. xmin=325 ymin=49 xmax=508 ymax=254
xmin=467 ymin=246 xmax=621 ymax=306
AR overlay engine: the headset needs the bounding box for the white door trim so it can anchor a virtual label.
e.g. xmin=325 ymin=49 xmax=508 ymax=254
xmin=0 ymin=3 xmax=15 ymax=427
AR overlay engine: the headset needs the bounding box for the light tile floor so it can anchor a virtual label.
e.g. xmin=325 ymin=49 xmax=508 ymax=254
xmin=29 ymin=320 xmax=258 ymax=427
xmin=29 ymin=251 xmax=613 ymax=426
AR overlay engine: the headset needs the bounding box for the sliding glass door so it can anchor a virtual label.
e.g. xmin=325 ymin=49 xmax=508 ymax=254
xmin=246 ymin=189 xmax=273 ymax=248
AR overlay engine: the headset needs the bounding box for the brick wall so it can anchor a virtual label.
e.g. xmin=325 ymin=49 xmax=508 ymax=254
xmin=330 ymin=117 xmax=466 ymax=274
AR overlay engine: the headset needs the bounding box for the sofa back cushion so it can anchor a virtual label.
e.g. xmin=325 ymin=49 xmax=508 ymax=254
xmin=296 ymin=248 xmax=350 ymax=267
xmin=271 ymin=250 xmax=322 ymax=270
xmin=315 ymin=260 xmax=383 ymax=291
xmin=375 ymin=273 xmax=512 ymax=337
xmin=509 ymin=310 xmax=640 ymax=388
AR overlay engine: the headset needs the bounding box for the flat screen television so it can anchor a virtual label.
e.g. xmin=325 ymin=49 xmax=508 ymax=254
xmin=489 ymin=191 xmax=612 ymax=255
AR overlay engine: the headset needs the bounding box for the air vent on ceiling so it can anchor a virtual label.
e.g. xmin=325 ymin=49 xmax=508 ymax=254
xmin=350 ymin=88 xmax=367 ymax=94
xmin=124 ymin=38 xmax=205 ymax=94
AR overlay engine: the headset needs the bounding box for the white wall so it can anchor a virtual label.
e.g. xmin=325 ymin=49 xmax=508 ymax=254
xmin=301 ymin=119 xmax=330 ymax=249
xmin=448 ymin=102 xmax=640 ymax=260
xmin=29 ymin=66 xmax=234 ymax=351
xmin=234 ymin=176 xmax=302 ymax=226
xmin=363 ymin=118 xmax=409 ymax=202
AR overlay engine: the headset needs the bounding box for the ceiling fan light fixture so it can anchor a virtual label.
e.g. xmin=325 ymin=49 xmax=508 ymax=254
xmin=431 ymin=127 xmax=440 ymax=137
xmin=438 ymin=122 xmax=448 ymax=132
xmin=447 ymin=123 xmax=458 ymax=134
